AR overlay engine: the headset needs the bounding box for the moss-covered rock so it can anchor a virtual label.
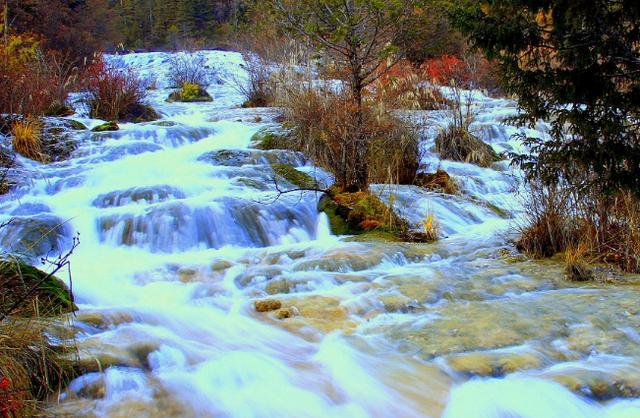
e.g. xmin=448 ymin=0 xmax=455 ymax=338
xmin=0 ymin=260 xmax=77 ymax=316
xmin=118 ymin=103 xmax=160 ymax=123
xmin=345 ymin=230 xmax=404 ymax=242
xmin=199 ymin=149 xmax=306 ymax=168
xmin=271 ymin=163 xmax=317 ymax=189
xmin=318 ymin=194 xmax=355 ymax=235
xmin=234 ymin=177 xmax=268 ymax=191
xmin=92 ymin=121 xmax=119 ymax=132
xmin=251 ymin=128 xmax=294 ymax=151
xmin=67 ymin=120 xmax=88 ymax=131
xmin=318 ymin=189 xmax=409 ymax=236
xmin=92 ymin=185 xmax=186 ymax=208
xmin=167 ymin=84 xmax=213 ymax=103
xmin=41 ymin=118 xmax=88 ymax=162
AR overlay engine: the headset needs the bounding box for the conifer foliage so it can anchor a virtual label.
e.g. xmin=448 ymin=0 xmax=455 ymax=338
xmin=452 ymin=0 xmax=640 ymax=196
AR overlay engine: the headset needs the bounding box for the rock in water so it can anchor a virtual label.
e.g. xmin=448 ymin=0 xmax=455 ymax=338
xmin=254 ymin=299 xmax=282 ymax=312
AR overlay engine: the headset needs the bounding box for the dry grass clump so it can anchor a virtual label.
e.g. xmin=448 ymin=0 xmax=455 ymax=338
xmin=0 ymin=317 xmax=75 ymax=416
xmin=11 ymin=118 xmax=47 ymax=162
xmin=588 ymin=191 xmax=640 ymax=273
xmin=516 ymin=180 xmax=640 ymax=276
xmin=435 ymin=124 xmax=499 ymax=167
xmin=422 ymin=213 xmax=440 ymax=242
xmin=371 ymin=71 xmax=448 ymax=111
xmin=238 ymin=53 xmax=277 ymax=108
xmin=282 ymin=88 xmax=421 ymax=188
xmin=564 ymin=244 xmax=593 ymax=281
xmin=0 ymin=257 xmax=78 ymax=416
xmin=416 ymin=169 xmax=459 ymax=195
xmin=515 ymin=181 xmax=579 ymax=258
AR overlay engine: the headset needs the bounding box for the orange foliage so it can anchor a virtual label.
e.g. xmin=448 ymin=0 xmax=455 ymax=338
xmin=360 ymin=219 xmax=382 ymax=231
xmin=422 ymin=55 xmax=468 ymax=86
xmin=0 ymin=32 xmax=74 ymax=116
xmin=422 ymin=54 xmax=502 ymax=93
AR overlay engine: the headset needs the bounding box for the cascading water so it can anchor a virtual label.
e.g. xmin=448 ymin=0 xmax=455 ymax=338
xmin=1 ymin=51 xmax=639 ymax=417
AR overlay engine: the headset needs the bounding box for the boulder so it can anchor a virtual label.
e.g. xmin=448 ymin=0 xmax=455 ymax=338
xmin=92 ymin=121 xmax=119 ymax=132
xmin=254 ymin=299 xmax=282 ymax=312
xmin=0 ymin=260 xmax=77 ymax=316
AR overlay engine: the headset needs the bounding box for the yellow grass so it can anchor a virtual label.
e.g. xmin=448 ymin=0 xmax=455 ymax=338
xmin=422 ymin=213 xmax=440 ymax=242
xmin=11 ymin=118 xmax=46 ymax=162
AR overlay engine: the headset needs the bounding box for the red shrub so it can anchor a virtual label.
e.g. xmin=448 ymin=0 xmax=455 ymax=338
xmin=0 ymin=376 xmax=24 ymax=417
xmin=82 ymin=55 xmax=148 ymax=121
xmin=422 ymin=55 xmax=470 ymax=86
xmin=422 ymin=54 xmax=503 ymax=94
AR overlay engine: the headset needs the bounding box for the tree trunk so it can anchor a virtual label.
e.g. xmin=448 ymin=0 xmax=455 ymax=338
xmin=347 ymin=78 xmax=369 ymax=192
xmin=3 ymin=1 xmax=8 ymax=49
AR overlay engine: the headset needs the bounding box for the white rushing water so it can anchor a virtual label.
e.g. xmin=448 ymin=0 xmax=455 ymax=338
xmin=1 ymin=51 xmax=639 ymax=418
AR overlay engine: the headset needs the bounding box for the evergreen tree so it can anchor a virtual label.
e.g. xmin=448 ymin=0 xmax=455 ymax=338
xmin=452 ymin=0 xmax=640 ymax=195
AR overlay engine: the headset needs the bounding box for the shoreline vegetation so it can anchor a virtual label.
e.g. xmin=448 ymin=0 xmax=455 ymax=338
xmin=0 ymin=0 xmax=638 ymax=414
xmin=0 ymin=251 xmax=78 ymax=416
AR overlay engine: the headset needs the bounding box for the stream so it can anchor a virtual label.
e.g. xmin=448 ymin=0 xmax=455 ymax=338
xmin=2 ymin=51 xmax=640 ymax=418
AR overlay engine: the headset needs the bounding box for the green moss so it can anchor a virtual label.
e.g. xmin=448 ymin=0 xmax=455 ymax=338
xmin=345 ymin=230 xmax=403 ymax=242
xmin=318 ymin=194 xmax=356 ymax=235
xmin=271 ymin=163 xmax=317 ymax=189
xmin=167 ymin=83 xmax=213 ymax=103
xmin=68 ymin=120 xmax=88 ymax=131
xmin=0 ymin=261 xmax=77 ymax=316
xmin=252 ymin=128 xmax=294 ymax=151
xmin=485 ymin=202 xmax=510 ymax=218
xmin=318 ymin=190 xmax=409 ymax=238
xmin=92 ymin=121 xmax=119 ymax=132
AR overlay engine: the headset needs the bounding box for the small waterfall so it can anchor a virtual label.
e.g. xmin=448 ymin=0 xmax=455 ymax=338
xmin=0 ymin=51 xmax=637 ymax=418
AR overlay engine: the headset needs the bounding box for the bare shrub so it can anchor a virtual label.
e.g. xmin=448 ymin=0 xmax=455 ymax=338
xmin=426 ymin=54 xmax=501 ymax=167
xmin=167 ymin=52 xmax=212 ymax=88
xmin=237 ymin=53 xmax=276 ymax=108
xmin=282 ymin=88 xmax=420 ymax=190
xmin=516 ymin=180 xmax=579 ymax=258
xmin=38 ymin=51 xmax=78 ymax=116
xmin=234 ymin=33 xmax=310 ymax=108
xmin=516 ymin=179 xmax=640 ymax=274
xmin=369 ymin=61 xmax=448 ymax=111
xmin=435 ymin=124 xmax=499 ymax=167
